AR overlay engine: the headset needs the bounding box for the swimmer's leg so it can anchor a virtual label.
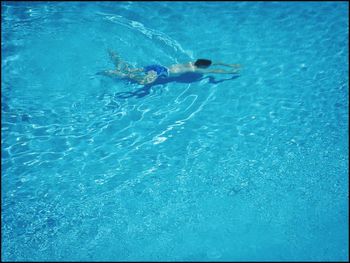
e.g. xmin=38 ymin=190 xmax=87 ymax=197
xmin=99 ymin=69 xmax=145 ymax=83
xmin=108 ymin=49 xmax=123 ymax=69
xmin=108 ymin=49 xmax=135 ymax=72
xmin=107 ymin=49 xmax=145 ymax=75
xmin=98 ymin=69 xmax=128 ymax=78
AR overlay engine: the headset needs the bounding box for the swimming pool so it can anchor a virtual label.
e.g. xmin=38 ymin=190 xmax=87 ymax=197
xmin=1 ymin=1 xmax=348 ymax=261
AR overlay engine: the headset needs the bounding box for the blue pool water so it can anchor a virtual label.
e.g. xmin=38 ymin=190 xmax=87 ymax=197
xmin=1 ymin=1 xmax=349 ymax=261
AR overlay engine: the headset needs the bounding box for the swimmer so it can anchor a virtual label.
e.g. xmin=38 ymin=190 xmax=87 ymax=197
xmin=102 ymin=49 xmax=241 ymax=85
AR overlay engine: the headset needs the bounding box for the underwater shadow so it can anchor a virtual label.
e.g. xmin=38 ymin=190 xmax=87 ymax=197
xmin=113 ymin=72 xmax=240 ymax=99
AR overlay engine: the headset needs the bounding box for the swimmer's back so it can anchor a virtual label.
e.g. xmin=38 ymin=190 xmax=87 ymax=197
xmin=168 ymin=62 xmax=196 ymax=75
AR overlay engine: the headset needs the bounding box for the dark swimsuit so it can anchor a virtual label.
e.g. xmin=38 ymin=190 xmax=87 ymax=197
xmin=144 ymin=65 xmax=169 ymax=78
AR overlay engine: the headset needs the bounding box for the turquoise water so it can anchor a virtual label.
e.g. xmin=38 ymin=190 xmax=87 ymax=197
xmin=1 ymin=1 xmax=349 ymax=261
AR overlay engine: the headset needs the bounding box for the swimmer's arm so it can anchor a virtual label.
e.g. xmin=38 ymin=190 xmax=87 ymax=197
xmin=196 ymin=68 xmax=240 ymax=74
xmin=212 ymin=62 xmax=241 ymax=68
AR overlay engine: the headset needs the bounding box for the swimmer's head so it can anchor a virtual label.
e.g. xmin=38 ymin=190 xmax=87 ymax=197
xmin=194 ymin=59 xmax=212 ymax=68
